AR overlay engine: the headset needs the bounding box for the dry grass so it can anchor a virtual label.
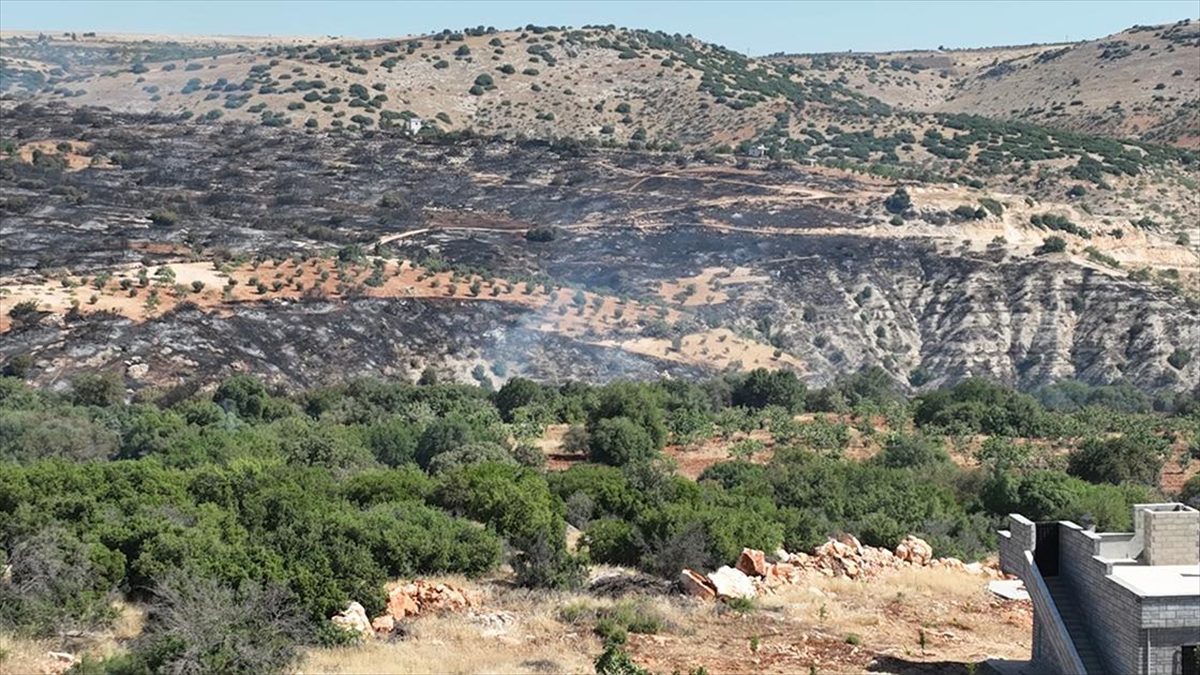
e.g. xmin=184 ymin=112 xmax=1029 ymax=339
xmin=0 ymin=602 xmax=140 ymax=674
xmin=299 ymin=566 xmax=1030 ymax=675
xmin=624 ymin=565 xmax=1030 ymax=674
xmin=298 ymin=587 xmax=611 ymax=675
xmin=0 ymin=633 xmax=60 ymax=674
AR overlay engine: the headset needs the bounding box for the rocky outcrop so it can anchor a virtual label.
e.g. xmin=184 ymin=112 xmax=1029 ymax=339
xmin=894 ymin=535 xmax=934 ymax=565
xmin=333 ymin=580 xmax=481 ymax=639
xmin=682 ymin=534 xmax=1006 ymax=601
xmin=331 ymin=601 xmax=373 ymax=640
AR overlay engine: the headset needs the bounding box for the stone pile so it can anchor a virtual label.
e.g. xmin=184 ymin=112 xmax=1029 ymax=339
xmin=332 ymin=579 xmax=481 ymax=639
xmin=682 ymin=534 xmax=1003 ymax=600
xmin=678 ymin=565 xmax=757 ymax=601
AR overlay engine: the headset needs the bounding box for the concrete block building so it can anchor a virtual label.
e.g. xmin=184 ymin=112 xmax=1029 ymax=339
xmin=999 ymin=503 xmax=1200 ymax=675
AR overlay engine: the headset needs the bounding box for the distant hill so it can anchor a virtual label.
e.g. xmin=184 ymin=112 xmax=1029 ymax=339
xmin=3 ymin=24 xmax=1196 ymax=197
xmin=769 ymin=19 xmax=1200 ymax=148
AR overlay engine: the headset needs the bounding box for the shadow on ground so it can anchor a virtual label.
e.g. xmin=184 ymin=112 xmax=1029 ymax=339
xmin=868 ymin=656 xmax=1008 ymax=675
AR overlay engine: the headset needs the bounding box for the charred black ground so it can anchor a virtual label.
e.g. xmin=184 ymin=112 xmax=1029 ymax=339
xmin=2 ymin=104 xmax=1197 ymax=396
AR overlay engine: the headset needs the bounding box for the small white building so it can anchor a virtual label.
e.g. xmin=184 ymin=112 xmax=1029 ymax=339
xmin=405 ymin=117 xmax=424 ymax=135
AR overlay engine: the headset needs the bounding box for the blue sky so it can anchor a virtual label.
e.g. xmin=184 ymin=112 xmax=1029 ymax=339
xmin=3 ymin=1 xmax=1197 ymax=55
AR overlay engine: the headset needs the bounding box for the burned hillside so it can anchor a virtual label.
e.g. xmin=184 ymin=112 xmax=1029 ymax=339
xmin=1 ymin=104 xmax=1198 ymax=395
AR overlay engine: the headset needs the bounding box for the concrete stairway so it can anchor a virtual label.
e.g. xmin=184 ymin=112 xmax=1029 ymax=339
xmin=1043 ymin=576 xmax=1106 ymax=674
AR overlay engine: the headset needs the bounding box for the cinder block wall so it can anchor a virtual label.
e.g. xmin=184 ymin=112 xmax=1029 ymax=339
xmin=999 ymin=514 xmax=1035 ymax=576
xmin=1143 ymin=599 xmax=1200 ymax=675
xmin=1059 ymin=523 xmax=1143 ymax=675
xmin=1001 ymin=515 xmax=1086 ymax=674
xmin=1140 ymin=507 xmax=1200 ymax=566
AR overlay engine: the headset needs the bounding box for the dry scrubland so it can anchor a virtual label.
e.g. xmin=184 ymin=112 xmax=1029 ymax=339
xmin=297 ymin=565 xmax=1031 ymax=675
xmin=2 ymin=560 xmax=1031 ymax=675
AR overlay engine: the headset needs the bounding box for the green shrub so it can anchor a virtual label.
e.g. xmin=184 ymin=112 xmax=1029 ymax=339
xmin=150 ymin=209 xmax=179 ymax=227
xmin=884 ymin=188 xmax=911 ymax=214
xmin=874 ymin=433 xmax=950 ymax=469
xmin=583 ymin=518 xmax=641 ymax=566
xmin=72 ymin=372 xmax=124 ymax=407
xmin=1067 ymin=432 xmax=1168 ymax=486
xmin=589 ymin=417 xmax=656 ymax=466
xmin=594 ymin=642 xmax=650 ymax=675
xmin=731 ymin=368 xmax=805 ymax=411
xmin=1168 ymin=348 xmax=1192 ymax=370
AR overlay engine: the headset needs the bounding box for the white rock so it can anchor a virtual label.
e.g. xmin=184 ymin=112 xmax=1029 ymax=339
xmin=707 ymin=566 xmax=756 ymax=600
xmin=331 ymin=601 xmax=373 ymax=639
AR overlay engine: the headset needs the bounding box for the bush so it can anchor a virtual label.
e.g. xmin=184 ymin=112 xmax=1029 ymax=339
xmin=1168 ymin=348 xmax=1192 ymax=370
xmin=1181 ymin=474 xmax=1200 ymax=509
xmin=114 ymin=573 xmax=308 ymax=674
xmin=594 ymin=643 xmax=650 ymax=675
xmin=589 ymin=417 xmax=656 ymax=466
xmin=72 ymin=372 xmax=124 ymax=407
xmin=415 ymin=418 xmax=473 ymax=468
xmin=981 ymin=469 xmax=1152 ymax=530
xmin=7 ymin=300 xmax=41 ymax=321
xmin=0 ymin=528 xmax=120 ymax=636
xmin=511 ymin=529 xmax=585 ymax=590
xmin=426 ymin=442 xmax=515 ymax=474
xmin=884 ymin=188 xmax=911 ymax=214
xmin=914 ymin=378 xmax=1051 ymax=437
xmin=587 ymin=384 xmax=667 ymax=449
xmin=213 ymin=374 xmax=271 ymax=420
xmin=583 ymin=518 xmax=641 ymax=566
xmin=150 ymin=209 xmax=178 ymax=227
xmin=364 ymin=416 xmax=419 ymax=467
xmin=1036 ymin=236 xmax=1067 ymax=254
xmin=1067 ymin=432 xmax=1168 ymax=486
xmin=731 ymin=368 xmax=805 ymax=411
xmin=525 ymin=225 xmax=558 ymax=242
xmin=874 ymin=433 xmax=949 ymax=469
xmin=494 ymin=377 xmax=542 ymax=421
xmin=433 ymin=462 xmax=564 ymax=549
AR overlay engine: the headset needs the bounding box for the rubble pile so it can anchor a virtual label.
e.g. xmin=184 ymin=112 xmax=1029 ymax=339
xmin=681 ymin=534 xmax=1004 ymax=600
xmin=332 ymin=580 xmax=481 ymax=639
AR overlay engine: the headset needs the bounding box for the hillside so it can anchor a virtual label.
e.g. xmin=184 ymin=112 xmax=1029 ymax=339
xmin=771 ymin=19 xmax=1200 ymax=148
xmin=1 ymin=23 xmax=1199 ymax=396
xmin=2 ymin=103 xmax=1198 ymax=397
